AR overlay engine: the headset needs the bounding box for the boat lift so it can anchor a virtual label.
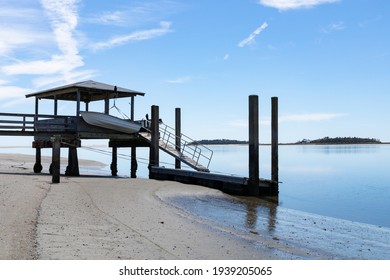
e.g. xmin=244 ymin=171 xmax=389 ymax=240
xmin=0 ymin=80 xmax=212 ymax=179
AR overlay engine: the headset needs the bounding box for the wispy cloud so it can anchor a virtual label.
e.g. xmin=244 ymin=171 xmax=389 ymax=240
xmin=165 ymin=76 xmax=191 ymax=84
xmin=359 ymin=16 xmax=382 ymax=28
xmin=258 ymin=0 xmax=339 ymax=10
xmin=85 ymin=1 xmax=185 ymax=27
xmin=0 ymin=4 xmax=51 ymax=56
xmin=1 ymin=0 xmax=94 ymax=88
xmin=92 ymin=21 xmax=173 ymax=51
xmin=0 ymin=80 xmax=30 ymax=99
xmin=322 ymin=21 xmax=346 ymax=33
xmin=223 ymin=53 xmax=230 ymax=60
xmin=238 ymin=22 xmax=268 ymax=48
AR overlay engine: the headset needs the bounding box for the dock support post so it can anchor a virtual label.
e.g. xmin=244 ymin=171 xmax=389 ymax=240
xmin=175 ymin=108 xmax=181 ymax=169
xmin=111 ymin=146 xmax=118 ymax=176
xmin=104 ymin=98 xmax=109 ymax=114
xmin=66 ymin=146 xmax=79 ymax=176
xmin=271 ymin=97 xmax=279 ymax=194
xmin=149 ymin=105 xmax=159 ymax=175
xmin=33 ymin=148 xmax=43 ymax=173
xmin=51 ymin=135 xmax=61 ymax=183
xmin=248 ymin=95 xmax=260 ymax=196
xmin=131 ymin=147 xmax=137 ymax=178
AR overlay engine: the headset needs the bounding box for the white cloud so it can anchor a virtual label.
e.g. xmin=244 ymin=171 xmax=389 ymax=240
xmin=93 ymin=11 xmax=127 ymax=25
xmin=258 ymin=0 xmax=339 ymax=10
xmin=0 ymin=83 xmax=30 ymax=100
xmin=93 ymin=21 xmax=173 ymax=51
xmin=0 ymin=26 xmax=51 ymax=56
xmin=0 ymin=0 xmax=94 ymax=89
xmin=165 ymin=76 xmax=191 ymax=84
xmin=223 ymin=53 xmax=230 ymax=60
xmin=85 ymin=1 xmax=185 ymax=27
xmin=322 ymin=21 xmax=346 ymax=33
xmin=238 ymin=22 xmax=268 ymax=48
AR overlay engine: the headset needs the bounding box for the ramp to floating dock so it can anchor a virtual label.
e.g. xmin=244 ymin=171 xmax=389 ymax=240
xmin=139 ymin=131 xmax=211 ymax=172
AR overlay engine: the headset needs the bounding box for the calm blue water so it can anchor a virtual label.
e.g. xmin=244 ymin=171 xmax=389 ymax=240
xmin=2 ymin=144 xmax=389 ymax=228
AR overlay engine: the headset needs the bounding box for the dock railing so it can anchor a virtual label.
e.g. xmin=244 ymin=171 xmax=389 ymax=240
xmin=146 ymin=120 xmax=213 ymax=170
xmin=0 ymin=112 xmax=77 ymax=135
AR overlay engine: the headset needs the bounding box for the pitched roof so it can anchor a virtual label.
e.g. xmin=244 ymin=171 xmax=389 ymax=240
xmin=26 ymin=80 xmax=145 ymax=102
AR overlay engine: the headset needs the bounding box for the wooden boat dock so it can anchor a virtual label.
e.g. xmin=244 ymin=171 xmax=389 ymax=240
xmin=0 ymin=80 xmax=279 ymax=197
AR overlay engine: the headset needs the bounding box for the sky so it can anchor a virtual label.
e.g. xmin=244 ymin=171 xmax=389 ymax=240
xmin=0 ymin=0 xmax=389 ymax=145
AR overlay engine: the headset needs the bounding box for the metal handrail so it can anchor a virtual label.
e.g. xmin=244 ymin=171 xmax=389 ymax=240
xmin=145 ymin=120 xmax=213 ymax=169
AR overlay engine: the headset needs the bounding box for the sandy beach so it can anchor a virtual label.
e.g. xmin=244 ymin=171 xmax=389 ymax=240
xmin=0 ymin=153 xmax=389 ymax=260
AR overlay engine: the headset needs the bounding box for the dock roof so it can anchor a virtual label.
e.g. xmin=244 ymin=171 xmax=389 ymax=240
xmin=26 ymin=80 xmax=145 ymax=102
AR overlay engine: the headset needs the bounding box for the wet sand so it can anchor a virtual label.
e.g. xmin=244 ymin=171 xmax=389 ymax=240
xmin=0 ymin=153 xmax=389 ymax=259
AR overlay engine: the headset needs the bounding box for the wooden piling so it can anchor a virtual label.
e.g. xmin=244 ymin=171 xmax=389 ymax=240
xmin=130 ymin=96 xmax=137 ymax=178
xmin=51 ymin=135 xmax=61 ymax=183
xmin=65 ymin=146 xmax=80 ymax=176
xmin=175 ymin=108 xmax=181 ymax=169
xmin=33 ymin=148 xmax=43 ymax=173
xmin=111 ymin=146 xmax=118 ymax=176
xmin=248 ymin=95 xmax=260 ymax=196
xmin=131 ymin=146 xmax=137 ymax=178
xmin=149 ymin=105 xmax=160 ymax=171
xmin=271 ymin=97 xmax=279 ymax=187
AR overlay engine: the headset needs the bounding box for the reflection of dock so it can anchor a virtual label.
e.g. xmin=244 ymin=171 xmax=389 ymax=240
xmin=0 ymin=80 xmax=279 ymax=197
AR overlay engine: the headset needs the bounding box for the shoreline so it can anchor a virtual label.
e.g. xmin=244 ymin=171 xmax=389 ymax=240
xmin=0 ymin=153 xmax=389 ymax=260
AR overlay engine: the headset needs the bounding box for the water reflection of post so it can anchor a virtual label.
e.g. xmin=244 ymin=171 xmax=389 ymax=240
xmin=244 ymin=200 xmax=277 ymax=234
xmin=267 ymin=203 xmax=277 ymax=233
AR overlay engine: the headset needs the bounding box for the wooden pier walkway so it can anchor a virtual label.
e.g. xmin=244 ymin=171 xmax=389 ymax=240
xmin=0 ymin=80 xmax=279 ymax=197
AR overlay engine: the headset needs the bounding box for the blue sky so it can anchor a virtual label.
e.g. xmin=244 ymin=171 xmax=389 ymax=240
xmin=0 ymin=0 xmax=389 ymax=144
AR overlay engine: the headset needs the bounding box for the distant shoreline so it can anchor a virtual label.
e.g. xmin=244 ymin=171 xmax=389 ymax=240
xmin=194 ymin=137 xmax=386 ymax=146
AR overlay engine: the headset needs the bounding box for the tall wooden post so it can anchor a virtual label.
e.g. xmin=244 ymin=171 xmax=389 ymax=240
xmin=271 ymin=97 xmax=279 ymax=188
xmin=51 ymin=135 xmax=61 ymax=183
xmin=111 ymin=146 xmax=118 ymax=176
xmin=149 ymin=105 xmax=160 ymax=173
xmin=33 ymin=97 xmax=42 ymax=173
xmin=248 ymin=95 xmax=259 ymax=196
xmin=175 ymin=108 xmax=181 ymax=169
xmin=130 ymin=96 xmax=138 ymax=178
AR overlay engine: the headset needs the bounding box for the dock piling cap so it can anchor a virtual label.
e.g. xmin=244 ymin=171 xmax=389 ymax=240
xmin=26 ymin=80 xmax=145 ymax=102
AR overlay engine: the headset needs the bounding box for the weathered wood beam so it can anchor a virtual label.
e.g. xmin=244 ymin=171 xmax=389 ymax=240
xmin=149 ymin=105 xmax=159 ymax=171
xmin=248 ymin=95 xmax=260 ymax=196
xmin=175 ymin=108 xmax=181 ymax=169
xmin=51 ymin=135 xmax=61 ymax=183
xmin=271 ymin=97 xmax=279 ymax=185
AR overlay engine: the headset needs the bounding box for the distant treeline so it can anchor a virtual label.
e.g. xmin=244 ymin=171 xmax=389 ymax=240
xmin=296 ymin=137 xmax=381 ymax=145
xmin=191 ymin=139 xmax=248 ymax=145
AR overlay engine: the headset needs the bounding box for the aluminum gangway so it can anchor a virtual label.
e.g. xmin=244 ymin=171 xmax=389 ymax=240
xmin=139 ymin=121 xmax=213 ymax=172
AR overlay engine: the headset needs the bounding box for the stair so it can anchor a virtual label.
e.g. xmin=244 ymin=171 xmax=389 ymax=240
xmin=138 ymin=123 xmax=212 ymax=172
